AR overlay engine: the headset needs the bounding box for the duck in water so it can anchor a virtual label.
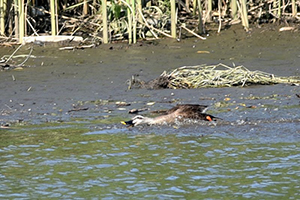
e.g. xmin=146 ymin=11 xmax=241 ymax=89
xmin=121 ymin=104 xmax=219 ymax=127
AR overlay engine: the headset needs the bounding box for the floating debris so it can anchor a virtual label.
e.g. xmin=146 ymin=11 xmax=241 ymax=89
xmin=196 ymin=50 xmax=210 ymax=54
xmin=68 ymin=107 xmax=89 ymax=113
xmin=128 ymin=108 xmax=149 ymax=114
xmin=115 ymin=101 xmax=131 ymax=107
xmin=128 ymin=63 xmax=300 ymax=89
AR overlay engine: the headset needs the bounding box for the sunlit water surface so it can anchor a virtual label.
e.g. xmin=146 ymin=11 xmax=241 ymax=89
xmin=1 ymin=126 xmax=300 ymax=199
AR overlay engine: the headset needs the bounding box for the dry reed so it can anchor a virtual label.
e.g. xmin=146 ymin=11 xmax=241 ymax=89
xmin=0 ymin=0 xmax=299 ymax=44
xmin=161 ymin=63 xmax=300 ymax=89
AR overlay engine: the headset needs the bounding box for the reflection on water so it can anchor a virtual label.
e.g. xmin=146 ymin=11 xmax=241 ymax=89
xmin=1 ymin=127 xmax=300 ymax=199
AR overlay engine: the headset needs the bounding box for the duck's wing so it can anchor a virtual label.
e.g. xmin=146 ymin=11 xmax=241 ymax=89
xmin=167 ymin=104 xmax=208 ymax=114
xmin=168 ymin=104 xmax=220 ymax=121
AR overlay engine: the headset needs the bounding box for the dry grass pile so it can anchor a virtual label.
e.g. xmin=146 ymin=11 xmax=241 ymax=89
xmin=165 ymin=63 xmax=300 ymax=89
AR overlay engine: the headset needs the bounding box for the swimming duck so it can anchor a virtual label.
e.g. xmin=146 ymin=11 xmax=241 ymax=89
xmin=121 ymin=104 xmax=219 ymax=127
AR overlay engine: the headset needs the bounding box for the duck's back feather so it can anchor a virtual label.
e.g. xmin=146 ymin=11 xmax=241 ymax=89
xmin=166 ymin=104 xmax=217 ymax=121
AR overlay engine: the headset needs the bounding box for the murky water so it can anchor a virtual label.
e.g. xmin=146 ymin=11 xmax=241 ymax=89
xmin=1 ymin=127 xmax=300 ymax=199
xmin=1 ymin=24 xmax=300 ymax=198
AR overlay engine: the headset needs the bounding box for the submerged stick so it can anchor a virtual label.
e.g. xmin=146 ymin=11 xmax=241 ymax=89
xmin=6 ymin=44 xmax=23 ymax=63
xmin=18 ymin=47 xmax=33 ymax=66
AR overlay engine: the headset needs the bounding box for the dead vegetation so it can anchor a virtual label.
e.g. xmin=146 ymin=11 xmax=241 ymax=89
xmin=128 ymin=63 xmax=300 ymax=89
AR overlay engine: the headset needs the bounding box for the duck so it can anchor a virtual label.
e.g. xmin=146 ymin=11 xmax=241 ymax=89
xmin=121 ymin=104 xmax=219 ymax=127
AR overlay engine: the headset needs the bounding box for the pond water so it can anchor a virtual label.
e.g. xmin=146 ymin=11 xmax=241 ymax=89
xmin=1 ymin=126 xmax=300 ymax=199
xmin=1 ymin=24 xmax=300 ymax=198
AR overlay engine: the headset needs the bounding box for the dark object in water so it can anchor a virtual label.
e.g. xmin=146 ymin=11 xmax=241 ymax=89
xmin=127 ymin=74 xmax=170 ymax=89
xmin=121 ymin=104 xmax=219 ymax=127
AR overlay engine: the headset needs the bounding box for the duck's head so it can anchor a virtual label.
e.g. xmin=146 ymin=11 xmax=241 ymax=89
xmin=121 ymin=115 xmax=150 ymax=127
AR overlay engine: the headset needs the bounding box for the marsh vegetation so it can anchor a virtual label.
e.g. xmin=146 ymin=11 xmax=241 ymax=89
xmin=0 ymin=0 xmax=299 ymax=44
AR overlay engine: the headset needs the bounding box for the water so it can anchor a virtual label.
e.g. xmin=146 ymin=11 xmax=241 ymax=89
xmin=1 ymin=25 xmax=299 ymax=199
xmin=1 ymin=127 xmax=299 ymax=199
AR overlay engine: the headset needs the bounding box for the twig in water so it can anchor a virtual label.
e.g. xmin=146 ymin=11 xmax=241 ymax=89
xmin=18 ymin=47 xmax=33 ymax=66
xmin=5 ymin=44 xmax=23 ymax=63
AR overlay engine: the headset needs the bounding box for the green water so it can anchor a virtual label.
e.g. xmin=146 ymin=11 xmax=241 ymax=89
xmin=1 ymin=127 xmax=299 ymax=199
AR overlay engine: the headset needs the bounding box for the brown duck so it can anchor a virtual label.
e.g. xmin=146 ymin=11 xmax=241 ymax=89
xmin=121 ymin=104 xmax=219 ymax=127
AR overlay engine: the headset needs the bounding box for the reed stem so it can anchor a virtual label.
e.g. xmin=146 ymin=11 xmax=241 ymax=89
xmin=238 ymin=0 xmax=249 ymax=31
xmin=101 ymin=0 xmax=108 ymax=43
xmin=132 ymin=0 xmax=136 ymax=44
xmin=207 ymin=0 xmax=212 ymax=21
xmin=18 ymin=0 xmax=24 ymax=43
xmin=170 ymin=0 xmax=176 ymax=38
xmin=292 ymin=0 xmax=296 ymax=17
xmin=127 ymin=0 xmax=132 ymax=44
xmin=0 ymin=0 xmax=5 ymax=35
xmin=83 ymin=0 xmax=88 ymax=15
xmin=197 ymin=0 xmax=204 ymax=34
xmin=231 ymin=0 xmax=238 ymax=20
xmin=14 ymin=0 xmax=18 ymax=38
xmin=50 ymin=0 xmax=57 ymax=35
xmin=277 ymin=0 xmax=281 ymax=18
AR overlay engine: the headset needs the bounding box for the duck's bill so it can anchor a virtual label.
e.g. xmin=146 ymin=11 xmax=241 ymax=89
xmin=121 ymin=120 xmax=134 ymax=127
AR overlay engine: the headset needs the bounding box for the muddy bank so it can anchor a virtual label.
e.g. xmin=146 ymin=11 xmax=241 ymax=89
xmin=0 ymin=24 xmax=299 ymax=127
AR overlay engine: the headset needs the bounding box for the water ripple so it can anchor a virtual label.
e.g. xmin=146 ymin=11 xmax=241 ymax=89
xmin=1 ymin=128 xmax=300 ymax=199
